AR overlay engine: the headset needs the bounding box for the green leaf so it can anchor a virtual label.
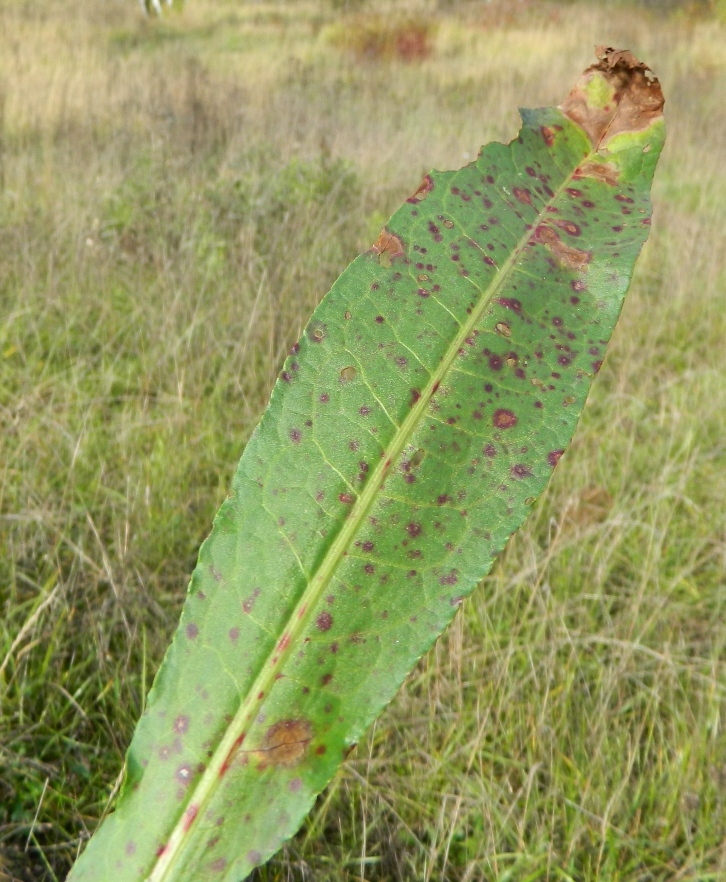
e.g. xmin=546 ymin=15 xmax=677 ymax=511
xmin=68 ymin=48 xmax=665 ymax=882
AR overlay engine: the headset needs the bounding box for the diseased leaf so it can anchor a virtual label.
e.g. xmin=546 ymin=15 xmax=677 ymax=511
xmin=68 ymin=48 xmax=665 ymax=882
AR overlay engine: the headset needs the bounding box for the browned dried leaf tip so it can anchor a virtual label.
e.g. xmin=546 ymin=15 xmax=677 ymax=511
xmin=561 ymin=47 xmax=664 ymax=149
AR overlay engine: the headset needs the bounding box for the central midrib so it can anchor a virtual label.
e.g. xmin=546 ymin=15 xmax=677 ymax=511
xmin=149 ymin=115 xmax=594 ymax=882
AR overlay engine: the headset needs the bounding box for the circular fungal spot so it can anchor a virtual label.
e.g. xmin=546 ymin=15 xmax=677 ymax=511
xmin=319 ymin=393 xmax=329 ymax=403
xmin=174 ymin=715 xmax=190 ymax=735
xmin=186 ymin=623 xmax=198 ymax=640
xmin=229 ymin=627 xmax=239 ymax=642
xmin=289 ymin=428 xmax=301 ymax=444
xmin=316 ymin=611 xmax=333 ymax=632
xmin=406 ymin=522 xmax=422 ymax=538
xmin=176 ymin=763 xmax=193 ymax=786
xmin=443 ymin=219 xmax=454 ymax=228
xmin=340 ymin=366 xmax=357 ymax=382
xmin=493 ymin=409 xmax=517 ymax=429
xmin=359 ymin=406 xmax=370 ymax=417
xmin=289 ymin=777 xmax=303 ymax=793
xmin=339 ymin=493 xmax=354 ymax=504
xmin=556 ymin=220 xmax=581 ymax=236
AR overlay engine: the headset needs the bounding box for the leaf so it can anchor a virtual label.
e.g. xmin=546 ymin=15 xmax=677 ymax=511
xmin=68 ymin=48 xmax=665 ymax=882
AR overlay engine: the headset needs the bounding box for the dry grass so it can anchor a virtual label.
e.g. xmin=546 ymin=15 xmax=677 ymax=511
xmin=1 ymin=1 xmax=725 ymax=880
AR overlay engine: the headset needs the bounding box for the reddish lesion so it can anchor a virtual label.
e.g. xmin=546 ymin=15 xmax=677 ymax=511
xmin=407 ymin=174 xmax=434 ymax=203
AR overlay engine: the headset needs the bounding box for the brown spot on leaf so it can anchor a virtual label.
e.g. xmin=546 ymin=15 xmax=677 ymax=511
xmin=553 ymin=219 xmax=581 ymax=237
xmin=541 ymin=126 xmax=556 ymax=146
xmin=316 ymin=611 xmax=333 ymax=632
xmin=372 ymin=229 xmax=404 ymax=262
xmin=493 ymin=409 xmax=517 ymax=429
xmin=573 ymin=160 xmax=620 ymax=186
xmin=533 ymin=225 xmax=592 ymax=272
xmin=259 ymin=719 xmax=313 ymax=767
xmin=495 ymin=297 xmax=522 ymax=312
xmin=511 ymin=464 xmax=533 ymax=479
xmin=513 ymin=187 xmax=532 ymax=205
xmin=548 ymin=449 xmax=565 ymax=467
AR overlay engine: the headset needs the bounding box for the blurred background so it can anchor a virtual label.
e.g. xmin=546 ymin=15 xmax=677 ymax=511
xmin=1 ymin=1 xmax=725 ymax=879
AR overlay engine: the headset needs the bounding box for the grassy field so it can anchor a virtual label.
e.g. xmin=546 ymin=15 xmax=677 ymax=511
xmin=1 ymin=1 xmax=725 ymax=879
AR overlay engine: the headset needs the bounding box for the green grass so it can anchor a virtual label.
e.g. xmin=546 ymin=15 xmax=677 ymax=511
xmin=1 ymin=1 xmax=725 ymax=879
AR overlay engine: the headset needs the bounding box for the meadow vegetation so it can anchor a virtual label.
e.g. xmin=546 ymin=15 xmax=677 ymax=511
xmin=1 ymin=1 xmax=725 ymax=879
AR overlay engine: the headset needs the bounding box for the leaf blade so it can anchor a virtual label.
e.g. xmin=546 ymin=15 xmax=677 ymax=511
xmin=69 ymin=49 xmax=665 ymax=882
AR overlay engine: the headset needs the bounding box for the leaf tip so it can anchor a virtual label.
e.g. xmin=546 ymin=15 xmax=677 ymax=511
xmin=561 ymin=47 xmax=664 ymax=149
